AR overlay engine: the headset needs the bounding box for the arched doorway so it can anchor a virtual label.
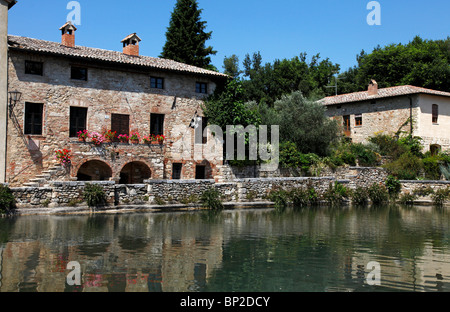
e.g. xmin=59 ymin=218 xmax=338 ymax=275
xmin=430 ymin=144 xmax=441 ymax=156
xmin=119 ymin=161 xmax=151 ymax=184
xmin=77 ymin=160 xmax=112 ymax=181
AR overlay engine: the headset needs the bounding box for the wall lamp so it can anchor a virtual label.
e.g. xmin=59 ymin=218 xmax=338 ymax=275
xmin=8 ymin=90 xmax=22 ymax=117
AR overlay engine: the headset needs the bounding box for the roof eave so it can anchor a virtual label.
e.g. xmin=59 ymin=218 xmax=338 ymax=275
xmin=6 ymin=0 xmax=17 ymax=9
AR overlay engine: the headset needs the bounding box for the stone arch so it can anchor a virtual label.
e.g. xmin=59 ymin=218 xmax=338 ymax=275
xmin=76 ymin=160 xmax=113 ymax=181
xmin=119 ymin=161 xmax=152 ymax=184
xmin=430 ymin=144 xmax=441 ymax=156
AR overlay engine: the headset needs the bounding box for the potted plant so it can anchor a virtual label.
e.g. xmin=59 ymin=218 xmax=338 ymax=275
xmin=130 ymin=132 xmax=140 ymax=144
xmin=156 ymin=134 xmax=165 ymax=145
xmin=150 ymin=134 xmax=158 ymax=144
xmin=142 ymin=135 xmax=152 ymax=144
xmin=118 ymin=134 xmax=129 ymax=143
xmin=103 ymin=130 xmax=116 ymax=143
xmin=77 ymin=130 xmax=89 ymax=142
xmin=55 ymin=149 xmax=71 ymax=166
xmin=89 ymin=131 xmax=105 ymax=146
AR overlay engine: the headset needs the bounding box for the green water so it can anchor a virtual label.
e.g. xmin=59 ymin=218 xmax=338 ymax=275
xmin=0 ymin=205 xmax=449 ymax=292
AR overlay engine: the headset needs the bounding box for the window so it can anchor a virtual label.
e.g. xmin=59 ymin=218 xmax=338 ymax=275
xmin=196 ymin=82 xmax=207 ymax=94
xmin=150 ymin=113 xmax=165 ymax=136
xmin=343 ymin=115 xmax=351 ymax=137
xmin=24 ymin=102 xmax=43 ymax=135
xmin=25 ymin=61 xmax=43 ymax=76
xmin=111 ymin=114 xmax=130 ymax=139
xmin=432 ymin=104 xmax=439 ymax=124
xmin=355 ymin=114 xmax=362 ymax=126
xmin=195 ymin=117 xmax=208 ymax=144
xmin=69 ymin=107 xmax=87 ymax=137
xmin=71 ymin=66 xmax=88 ymax=81
xmin=150 ymin=77 xmax=164 ymax=89
xmin=195 ymin=165 xmax=206 ymax=179
xmin=172 ymin=163 xmax=182 ymax=180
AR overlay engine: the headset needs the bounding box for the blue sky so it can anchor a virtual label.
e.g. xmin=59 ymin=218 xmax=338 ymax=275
xmin=7 ymin=0 xmax=450 ymax=73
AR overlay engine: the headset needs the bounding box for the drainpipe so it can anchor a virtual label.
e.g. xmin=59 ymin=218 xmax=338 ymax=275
xmin=408 ymin=96 xmax=413 ymax=136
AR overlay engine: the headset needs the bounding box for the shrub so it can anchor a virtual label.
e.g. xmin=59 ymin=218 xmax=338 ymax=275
xmin=83 ymin=183 xmax=107 ymax=208
xmin=200 ymin=188 xmax=224 ymax=210
xmin=0 ymin=185 xmax=15 ymax=213
xmin=431 ymin=188 xmax=450 ymax=206
xmin=180 ymin=194 xmax=199 ymax=205
xmin=385 ymin=175 xmax=402 ymax=198
xmin=384 ymin=152 xmax=423 ymax=180
xmin=323 ymin=182 xmax=351 ymax=206
xmin=268 ymin=189 xmax=290 ymax=210
xmin=398 ymin=192 xmax=417 ymax=205
xmin=154 ymin=196 xmax=166 ymax=205
xmin=351 ymin=187 xmax=369 ymax=205
xmin=368 ymin=183 xmax=389 ymax=205
xmin=307 ymin=187 xmax=319 ymax=206
xmin=422 ymin=156 xmax=441 ymax=180
xmin=290 ymin=188 xmax=309 ymax=207
xmin=350 ymin=143 xmax=379 ymax=167
xmin=368 ymin=133 xmax=407 ymax=159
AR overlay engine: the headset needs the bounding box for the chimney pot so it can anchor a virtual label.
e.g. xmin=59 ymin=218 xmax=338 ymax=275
xmin=121 ymin=33 xmax=142 ymax=56
xmin=368 ymin=79 xmax=378 ymax=96
xmin=60 ymin=21 xmax=77 ymax=48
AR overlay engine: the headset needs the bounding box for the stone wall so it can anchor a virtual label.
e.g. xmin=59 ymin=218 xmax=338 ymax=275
xmin=324 ymin=95 xmax=418 ymax=145
xmin=0 ymin=0 xmax=9 ymax=182
xmin=3 ymin=167 xmax=448 ymax=211
xmin=1 ymin=166 xmax=388 ymax=209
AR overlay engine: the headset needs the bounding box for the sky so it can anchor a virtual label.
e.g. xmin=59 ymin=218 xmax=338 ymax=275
xmin=6 ymin=0 xmax=450 ymax=73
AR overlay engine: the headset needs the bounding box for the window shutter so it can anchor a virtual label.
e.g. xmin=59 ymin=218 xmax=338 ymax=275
xmin=111 ymin=114 xmax=130 ymax=138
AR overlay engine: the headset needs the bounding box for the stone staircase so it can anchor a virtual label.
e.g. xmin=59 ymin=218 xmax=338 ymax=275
xmin=22 ymin=163 xmax=65 ymax=187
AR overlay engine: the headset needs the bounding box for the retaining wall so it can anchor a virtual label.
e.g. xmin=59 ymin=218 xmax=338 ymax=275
xmin=2 ymin=167 xmax=448 ymax=210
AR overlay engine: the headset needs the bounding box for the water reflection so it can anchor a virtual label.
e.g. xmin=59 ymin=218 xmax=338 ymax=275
xmin=0 ymin=205 xmax=449 ymax=292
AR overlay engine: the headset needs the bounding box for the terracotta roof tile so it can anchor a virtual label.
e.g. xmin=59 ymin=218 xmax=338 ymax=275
xmin=320 ymin=85 xmax=450 ymax=106
xmin=7 ymin=35 xmax=228 ymax=78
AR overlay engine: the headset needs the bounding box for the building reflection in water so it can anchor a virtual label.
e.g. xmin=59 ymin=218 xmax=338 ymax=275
xmin=0 ymin=206 xmax=449 ymax=292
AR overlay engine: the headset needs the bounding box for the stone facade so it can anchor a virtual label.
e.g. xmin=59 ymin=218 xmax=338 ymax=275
xmin=5 ymin=27 xmax=227 ymax=186
xmin=0 ymin=0 xmax=16 ymax=183
xmin=321 ymin=83 xmax=450 ymax=153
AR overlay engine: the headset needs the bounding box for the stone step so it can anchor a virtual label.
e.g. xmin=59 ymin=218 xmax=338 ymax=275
xmin=35 ymin=174 xmax=51 ymax=179
xmin=30 ymin=178 xmax=46 ymax=183
xmin=23 ymin=182 xmax=39 ymax=187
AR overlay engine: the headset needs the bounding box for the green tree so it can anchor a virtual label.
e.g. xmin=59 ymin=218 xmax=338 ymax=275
xmin=266 ymin=91 xmax=340 ymax=156
xmin=202 ymin=79 xmax=261 ymax=131
xmin=223 ymin=55 xmax=242 ymax=79
xmin=160 ymin=0 xmax=217 ymax=70
xmin=241 ymin=52 xmax=340 ymax=106
xmin=338 ymin=36 xmax=450 ymax=93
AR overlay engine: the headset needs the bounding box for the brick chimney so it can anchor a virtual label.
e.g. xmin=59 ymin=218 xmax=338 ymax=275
xmin=368 ymin=79 xmax=378 ymax=96
xmin=121 ymin=33 xmax=141 ymax=56
xmin=60 ymin=21 xmax=77 ymax=48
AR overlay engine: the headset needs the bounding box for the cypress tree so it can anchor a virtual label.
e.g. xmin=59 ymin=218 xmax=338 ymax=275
xmin=160 ymin=0 xmax=217 ymax=70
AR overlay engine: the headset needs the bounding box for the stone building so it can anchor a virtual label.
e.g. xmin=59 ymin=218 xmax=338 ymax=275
xmin=0 ymin=0 xmax=17 ymax=183
xmin=320 ymin=80 xmax=450 ymax=154
xmin=4 ymin=21 xmax=228 ymax=186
